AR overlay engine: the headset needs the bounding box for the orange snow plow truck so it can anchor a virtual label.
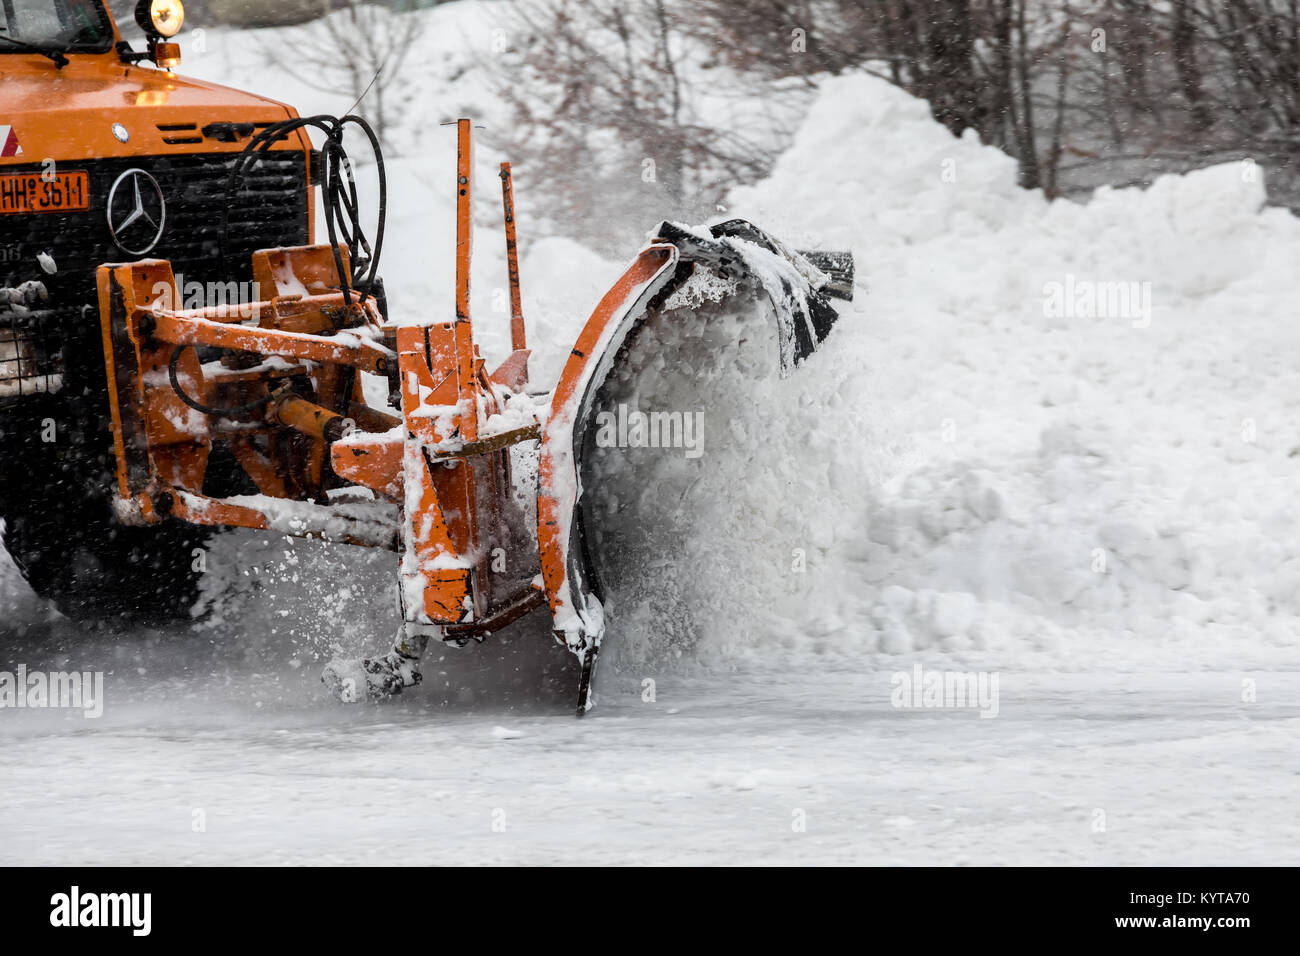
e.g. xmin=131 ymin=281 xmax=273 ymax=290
xmin=0 ymin=0 xmax=854 ymax=712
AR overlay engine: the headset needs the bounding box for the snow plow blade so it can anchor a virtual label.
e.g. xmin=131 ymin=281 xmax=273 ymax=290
xmin=537 ymin=219 xmax=855 ymax=713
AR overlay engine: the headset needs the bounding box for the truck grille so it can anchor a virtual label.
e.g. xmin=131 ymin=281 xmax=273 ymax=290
xmin=0 ymin=150 xmax=308 ymax=289
xmin=0 ymin=150 xmax=309 ymax=405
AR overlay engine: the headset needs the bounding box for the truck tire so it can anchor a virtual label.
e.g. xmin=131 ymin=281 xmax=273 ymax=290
xmin=0 ymin=396 xmax=210 ymax=628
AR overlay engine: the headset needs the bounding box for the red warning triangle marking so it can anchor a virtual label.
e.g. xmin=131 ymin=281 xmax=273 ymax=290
xmin=0 ymin=126 xmax=23 ymax=158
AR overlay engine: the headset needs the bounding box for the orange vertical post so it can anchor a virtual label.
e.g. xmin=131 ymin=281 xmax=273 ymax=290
xmin=499 ymin=162 xmax=527 ymax=352
xmin=452 ymin=118 xmax=478 ymax=442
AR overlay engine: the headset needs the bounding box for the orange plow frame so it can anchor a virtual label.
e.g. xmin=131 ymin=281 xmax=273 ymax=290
xmin=97 ymin=120 xmax=546 ymax=642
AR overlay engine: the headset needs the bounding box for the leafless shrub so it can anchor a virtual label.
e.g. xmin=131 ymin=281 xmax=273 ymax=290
xmin=267 ymin=0 xmax=426 ymax=150
xmin=485 ymin=0 xmax=805 ymax=249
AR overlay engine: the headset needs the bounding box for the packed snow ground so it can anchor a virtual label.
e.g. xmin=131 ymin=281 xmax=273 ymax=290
xmin=2 ymin=632 xmax=1294 ymax=865
xmin=2 ymin=4 xmax=1299 ymax=864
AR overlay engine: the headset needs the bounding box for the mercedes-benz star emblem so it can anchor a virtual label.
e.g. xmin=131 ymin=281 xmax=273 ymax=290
xmin=106 ymin=169 xmax=166 ymax=256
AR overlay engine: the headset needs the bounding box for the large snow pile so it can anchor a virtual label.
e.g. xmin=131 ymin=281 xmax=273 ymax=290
xmin=687 ymin=73 xmax=1300 ymax=670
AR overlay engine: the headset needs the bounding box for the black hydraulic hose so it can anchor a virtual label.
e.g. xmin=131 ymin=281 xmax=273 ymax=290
xmin=218 ymin=114 xmax=387 ymax=310
xmin=200 ymin=116 xmax=387 ymax=419
xmin=168 ymin=344 xmax=272 ymax=418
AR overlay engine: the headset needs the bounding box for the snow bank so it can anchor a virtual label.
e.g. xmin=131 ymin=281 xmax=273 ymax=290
xmin=688 ymin=73 xmax=1300 ymax=669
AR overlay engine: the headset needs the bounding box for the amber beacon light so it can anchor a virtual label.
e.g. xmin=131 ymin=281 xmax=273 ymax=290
xmin=135 ymin=0 xmax=184 ymax=69
xmin=136 ymin=0 xmax=185 ymax=37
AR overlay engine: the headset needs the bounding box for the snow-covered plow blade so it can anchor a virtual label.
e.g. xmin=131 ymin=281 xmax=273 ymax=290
xmin=537 ymin=220 xmax=855 ymax=711
xmin=90 ymin=118 xmax=853 ymax=715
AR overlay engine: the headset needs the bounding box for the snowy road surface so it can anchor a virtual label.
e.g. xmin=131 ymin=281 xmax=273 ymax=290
xmin=1 ymin=610 xmax=1296 ymax=865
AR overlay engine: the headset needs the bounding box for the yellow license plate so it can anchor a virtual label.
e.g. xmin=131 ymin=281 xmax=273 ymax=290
xmin=0 ymin=170 xmax=89 ymax=214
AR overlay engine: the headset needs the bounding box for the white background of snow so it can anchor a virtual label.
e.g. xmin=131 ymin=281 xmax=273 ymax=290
xmin=1 ymin=3 xmax=1298 ymax=864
